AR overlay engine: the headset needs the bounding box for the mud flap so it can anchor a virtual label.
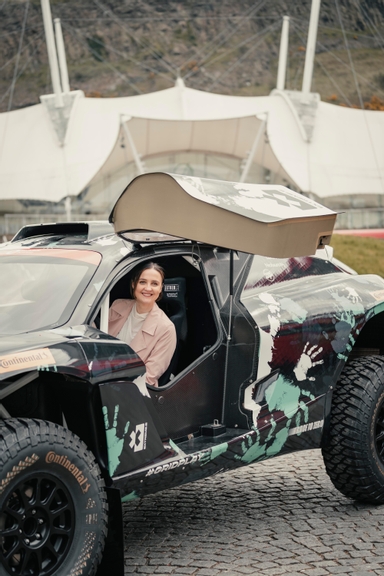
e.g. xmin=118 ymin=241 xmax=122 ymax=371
xmin=96 ymin=487 xmax=124 ymax=576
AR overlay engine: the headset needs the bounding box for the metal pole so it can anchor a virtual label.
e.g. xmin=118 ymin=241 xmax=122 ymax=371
xmin=301 ymin=0 xmax=321 ymax=101
xmin=121 ymin=116 xmax=145 ymax=175
xmin=221 ymin=250 xmax=234 ymax=424
xmin=54 ymin=18 xmax=70 ymax=93
xmin=276 ymin=16 xmax=290 ymax=91
xmin=40 ymin=0 xmax=63 ymax=107
xmin=239 ymin=114 xmax=267 ymax=183
xmin=65 ymin=196 xmax=72 ymax=221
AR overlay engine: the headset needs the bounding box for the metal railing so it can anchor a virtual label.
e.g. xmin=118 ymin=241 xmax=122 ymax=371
xmin=334 ymin=208 xmax=384 ymax=230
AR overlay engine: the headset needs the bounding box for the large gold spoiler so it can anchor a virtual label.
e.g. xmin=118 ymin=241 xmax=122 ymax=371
xmin=109 ymin=173 xmax=336 ymax=257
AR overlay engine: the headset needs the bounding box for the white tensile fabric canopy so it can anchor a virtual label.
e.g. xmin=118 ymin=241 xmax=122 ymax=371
xmin=0 ymin=78 xmax=383 ymax=205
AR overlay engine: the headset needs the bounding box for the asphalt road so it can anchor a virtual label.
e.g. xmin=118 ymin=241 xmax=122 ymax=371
xmin=122 ymin=449 xmax=384 ymax=576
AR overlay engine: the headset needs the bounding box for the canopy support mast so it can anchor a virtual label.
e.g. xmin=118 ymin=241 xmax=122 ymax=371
xmin=301 ymin=0 xmax=321 ymax=102
xmin=40 ymin=0 xmax=63 ymax=108
xmin=239 ymin=114 xmax=267 ymax=183
xmin=276 ymin=16 xmax=290 ymax=91
xmin=121 ymin=116 xmax=146 ymax=175
xmin=54 ymin=18 xmax=70 ymax=93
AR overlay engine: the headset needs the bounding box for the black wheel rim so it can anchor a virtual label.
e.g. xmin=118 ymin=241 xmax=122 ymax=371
xmin=375 ymin=395 xmax=384 ymax=466
xmin=0 ymin=472 xmax=75 ymax=576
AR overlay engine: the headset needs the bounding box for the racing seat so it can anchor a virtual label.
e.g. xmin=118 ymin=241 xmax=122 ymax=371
xmin=157 ymin=277 xmax=187 ymax=386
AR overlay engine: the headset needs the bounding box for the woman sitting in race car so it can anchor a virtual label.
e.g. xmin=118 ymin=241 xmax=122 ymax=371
xmin=108 ymin=262 xmax=177 ymax=387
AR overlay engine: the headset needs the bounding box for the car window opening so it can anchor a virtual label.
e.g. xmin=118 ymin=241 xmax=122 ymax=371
xmin=102 ymin=254 xmax=218 ymax=387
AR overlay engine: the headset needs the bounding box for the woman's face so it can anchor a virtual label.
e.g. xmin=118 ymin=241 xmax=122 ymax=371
xmin=133 ymin=268 xmax=162 ymax=309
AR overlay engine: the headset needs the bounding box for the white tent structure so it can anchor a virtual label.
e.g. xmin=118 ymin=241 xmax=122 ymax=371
xmin=1 ymin=0 xmax=384 ymax=231
xmin=2 ymin=81 xmax=384 ymax=215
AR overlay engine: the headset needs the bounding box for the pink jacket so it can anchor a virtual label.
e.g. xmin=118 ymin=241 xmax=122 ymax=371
xmin=108 ymin=299 xmax=176 ymax=387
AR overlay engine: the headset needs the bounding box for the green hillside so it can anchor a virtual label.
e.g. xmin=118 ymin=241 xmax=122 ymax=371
xmin=2 ymin=0 xmax=384 ymax=112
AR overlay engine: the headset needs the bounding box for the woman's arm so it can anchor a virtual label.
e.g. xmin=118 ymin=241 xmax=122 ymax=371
xmin=145 ymin=325 xmax=177 ymax=387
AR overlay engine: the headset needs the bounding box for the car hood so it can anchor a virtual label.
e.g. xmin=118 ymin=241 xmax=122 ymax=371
xmin=0 ymin=330 xmax=78 ymax=356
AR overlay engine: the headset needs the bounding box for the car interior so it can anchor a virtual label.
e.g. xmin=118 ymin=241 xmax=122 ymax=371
xmin=102 ymin=254 xmax=219 ymax=386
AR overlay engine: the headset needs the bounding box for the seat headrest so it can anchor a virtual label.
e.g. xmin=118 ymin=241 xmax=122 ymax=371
xmin=162 ymin=277 xmax=186 ymax=306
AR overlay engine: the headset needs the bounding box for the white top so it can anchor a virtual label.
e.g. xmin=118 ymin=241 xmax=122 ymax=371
xmin=117 ymin=302 xmax=148 ymax=345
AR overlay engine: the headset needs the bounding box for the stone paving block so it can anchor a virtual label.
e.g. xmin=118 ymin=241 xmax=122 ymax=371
xmin=190 ymin=560 xmax=217 ymax=569
xmin=170 ymin=559 xmax=192 ymax=567
xmin=323 ymin=552 xmax=351 ymax=560
xmin=352 ymin=573 xmax=382 ymax=576
xmin=312 ymin=560 xmax=339 ymax=568
xmin=253 ymin=562 xmax=281 ymax=570
xmin=259 ymin=567 xmax=289 ymax=575
xmin=229 ymin=567 xmax=257 ymax=574
xmin=321 ymin=567 xmax=354 ymax=574
xmin=301 ymin=569 xmax=329 ymax=576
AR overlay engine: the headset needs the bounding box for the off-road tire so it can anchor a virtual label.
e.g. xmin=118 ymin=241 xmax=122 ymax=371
xmin=0 ymin=419 xmax=108 ymax=576
xmin=322 ymin=356 xmax=384 ymax=504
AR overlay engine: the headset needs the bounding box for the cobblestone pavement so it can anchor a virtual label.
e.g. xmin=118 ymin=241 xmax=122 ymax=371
xmin=123 ymin=449 xmax=384 ymax=575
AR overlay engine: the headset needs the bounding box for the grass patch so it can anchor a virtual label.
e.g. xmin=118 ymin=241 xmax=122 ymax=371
xmin=331 ymin=234 xmax=384 ymax=277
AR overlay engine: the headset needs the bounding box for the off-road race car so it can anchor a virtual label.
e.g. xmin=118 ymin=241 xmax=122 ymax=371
xmin=1 ymin=173 xmax=384 ymax=576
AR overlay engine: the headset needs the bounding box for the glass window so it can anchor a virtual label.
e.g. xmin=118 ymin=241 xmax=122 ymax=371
xmin=0 ymin=249 xmax=101 ymax=334
xmin=244 ymin=254 xmax=343 ymax=292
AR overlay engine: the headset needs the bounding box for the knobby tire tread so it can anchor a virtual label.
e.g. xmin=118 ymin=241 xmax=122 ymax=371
xmin=0 ymin=418 xmax=108 ymax=576
xmin=322 ymin=356 xmax=384 ymax=504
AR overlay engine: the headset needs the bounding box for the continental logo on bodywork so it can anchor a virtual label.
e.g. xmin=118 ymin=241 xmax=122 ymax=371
xmin=0 ymin=348 xmax=56 ymax=374
xmin=371 ymin=290 xmax=384 ymax=301
xmin=0 ymin=454 xmax=39 ymax=495
xmin=46 ymin=452 xmax=91 ymax=493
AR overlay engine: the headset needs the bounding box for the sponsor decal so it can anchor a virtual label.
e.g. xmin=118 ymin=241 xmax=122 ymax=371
xmin=164 ymin=284 xmax=179 ymax=292
xmin=371 ymin=290 xmax=384 ymax=301
xmin=46 ymin=452 xmax=91 ymax=493
xmin=129 ymin=423 xmax=147 ymax=452
xmin=288 ymin=419 xmax=324 ymax=437
xmin=0 ymin=348 xmax=56 ymax=374
xmin=145 ymin=453 xmax=202 ymax=476
xmin=0 ymin=454 xmax=39 ymax=495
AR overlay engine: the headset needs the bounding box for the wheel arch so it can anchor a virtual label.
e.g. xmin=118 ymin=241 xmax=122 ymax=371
xmin=1 ymin=370 xmax=110 ymax=481
xmin=350 ymin=310 xmax=384 ymax=358
xmin=321 ymin=310 xmax=384 ymax=447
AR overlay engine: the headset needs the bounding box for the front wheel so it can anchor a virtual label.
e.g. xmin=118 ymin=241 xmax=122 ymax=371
xmin=0 ymin=419 xmax=108 ymax=576
xmin=322 ymin=356 xmax=384 ymax=504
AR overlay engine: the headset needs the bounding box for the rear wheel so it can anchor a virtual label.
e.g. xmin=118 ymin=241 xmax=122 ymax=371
xmin=0 ymin=419 xmax=108 ymax=576
xmin=322 ymin=356 xmax=384 ymax=504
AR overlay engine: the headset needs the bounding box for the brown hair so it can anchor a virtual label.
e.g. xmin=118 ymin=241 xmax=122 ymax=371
xmin=130 ymin=262 xmax=165 ymax=302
